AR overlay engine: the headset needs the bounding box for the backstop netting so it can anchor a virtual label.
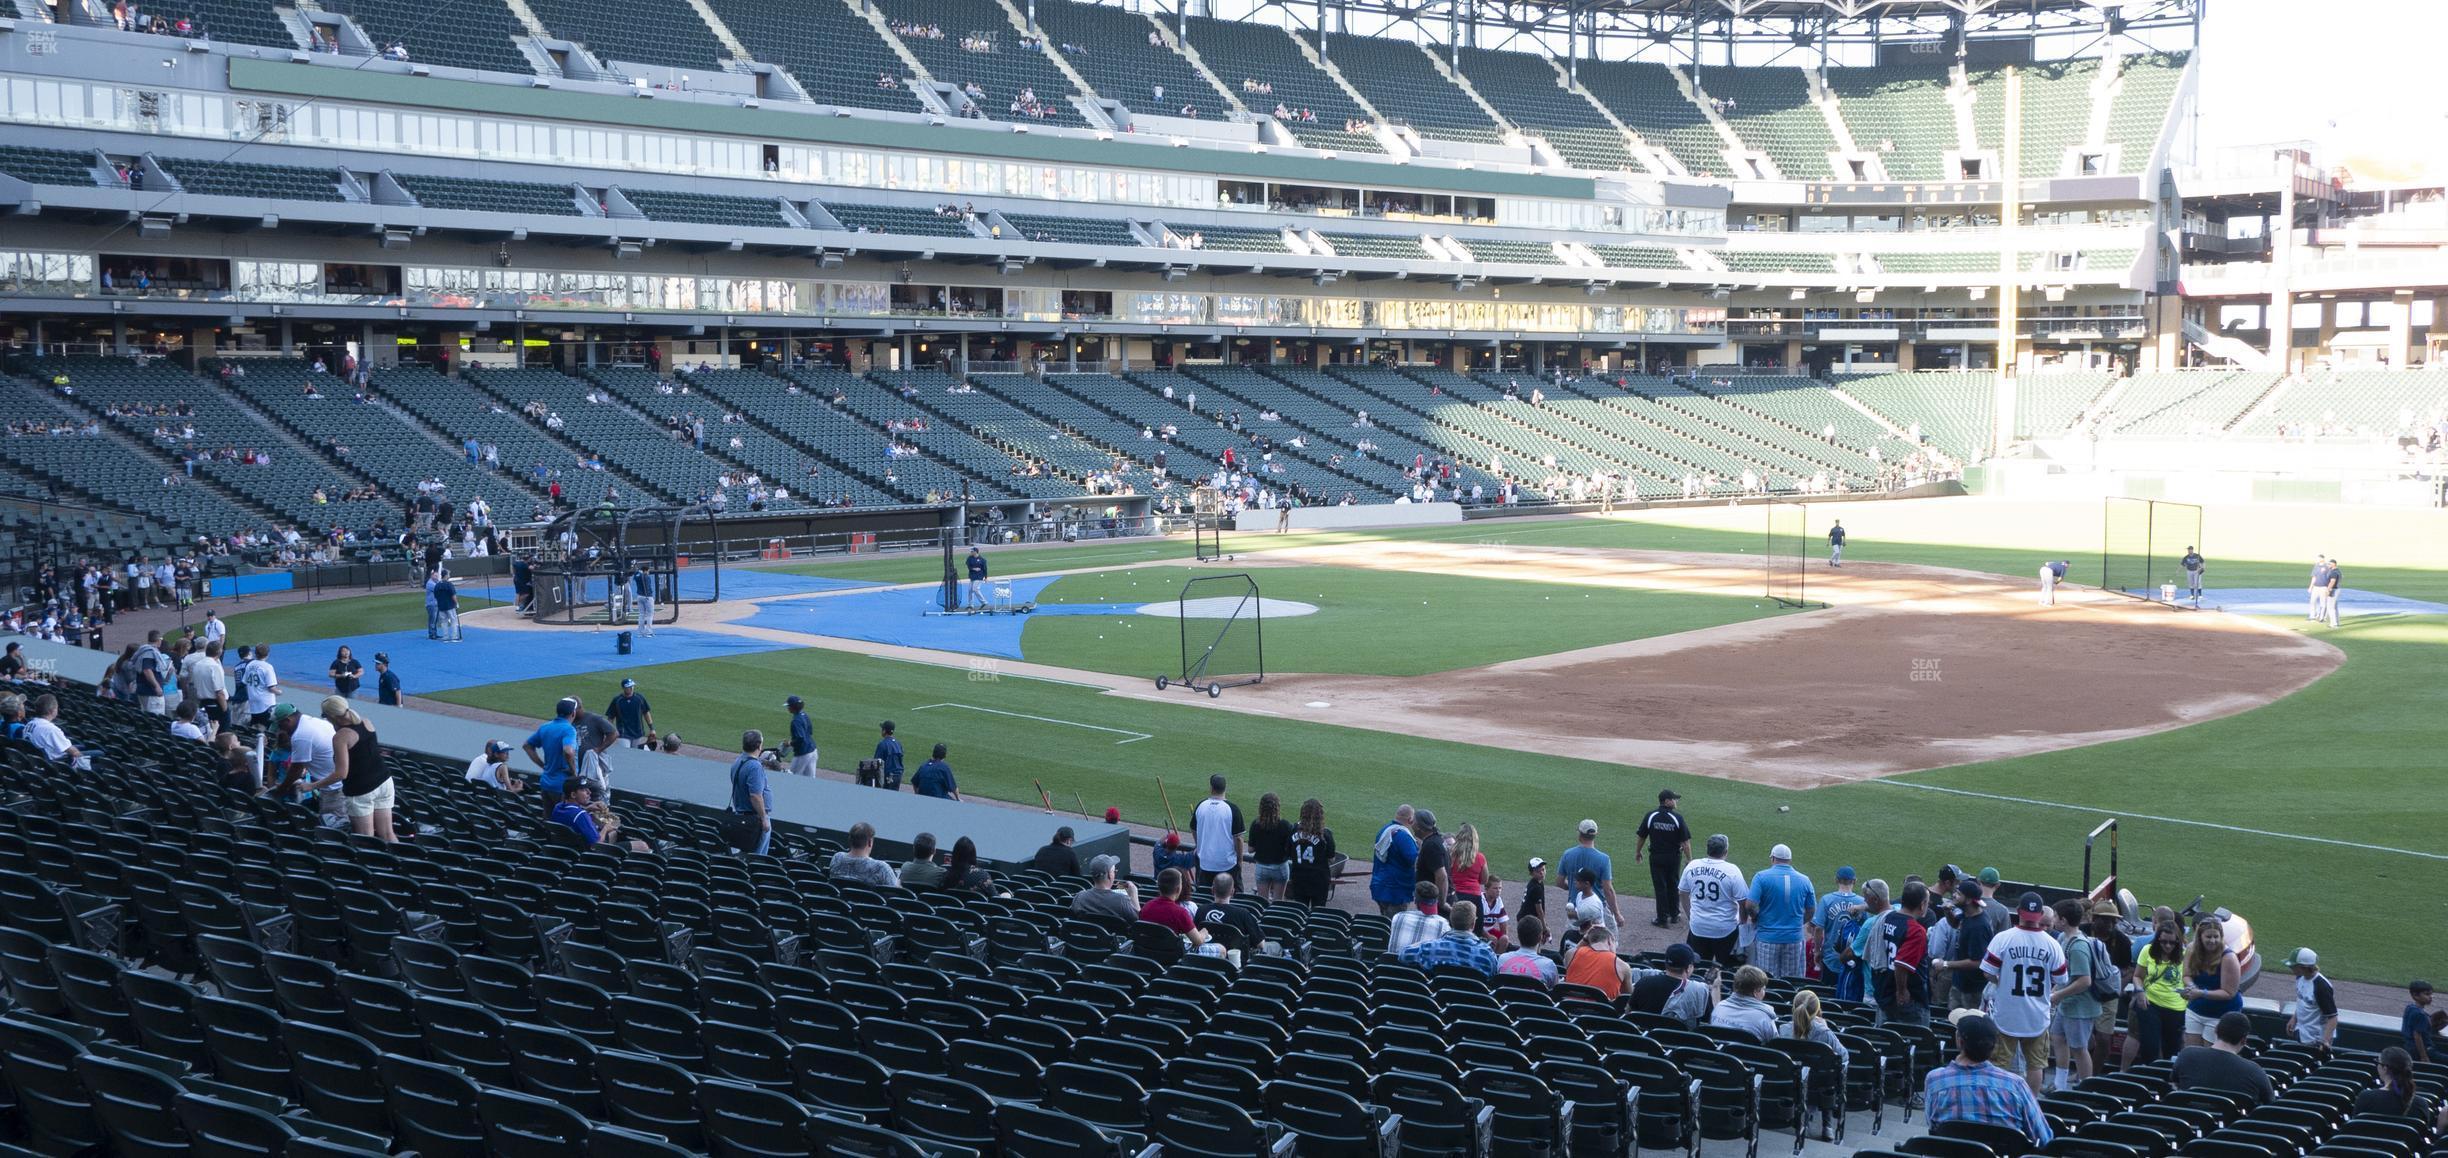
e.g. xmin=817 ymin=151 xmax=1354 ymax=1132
xmin=1160 ymin=573 xmax=1265 ymax=697
xmin=2101 ymin=497 xmax=2203 ymax=602
xmin=1765 ymin=499 xmax=1809 ymax=607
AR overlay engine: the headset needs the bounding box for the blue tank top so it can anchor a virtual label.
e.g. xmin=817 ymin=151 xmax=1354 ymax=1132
xmin=2187 ymin=961 xmax=2240 ymax=1017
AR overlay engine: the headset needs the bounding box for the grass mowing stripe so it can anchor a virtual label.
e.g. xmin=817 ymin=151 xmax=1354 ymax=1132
xmin=1872 ymin=780 xmax=2448 ymax=861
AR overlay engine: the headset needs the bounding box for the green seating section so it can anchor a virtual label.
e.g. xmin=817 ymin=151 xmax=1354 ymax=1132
xmin=0 ymin=378 xmax=253 ymax=539
xmin=621 ymin=189 xmax=794 ymax=230
xmin=1832 ymin=371 xmax=1997 ymax=463
xmin=129 ymin=0 xmax=297 ymax=49
xmin=586 ymin=367 xmax=857 ymax=508
xmin=1002 ymin=213 xmax=1140 ymax=248
xmin=2107 ymin=370 xmax=2280 ymax=437
xmin=0 ymin=147 xmax=99 ymax=187
xmin=1319 ymin=33 xmax=1503 ymax=147
xmin=157 ymin=157 xmax=344 ymax=202
xmin=2106 ymin=53 xmax=2187 ymax=172
xmin=1457 ymin=239 xmax=1557 ymax=266
xmin=1687 ymin=375 xmax=1891 ymax=453
xmin=876 ymin=0 xmax=1086 ymax=125
xmin=1875 ymin=252 xmax=1998 ymax=276
xmin=222 ymin=359 xmax=539 ymax=518
xmin=1576 ymin=59 xmax=1725 ymax=177
xmin=1158 ymin=367 xmax=1425 ymax=497
xmin=1720 ymin=251 xmax=1835 ymax=274
xmin=1181 ymin=17 xmax=1379 ymax=153
xmin=681 ymin=368 xmax=930 ymax=505
xmin=1968 ymin=59 xmax=2099 ymax=179
xmin=464 ymin=368 xmax=715 ymax=505
xmin=824 ymin=202 xmax=977 ymax=239
xmin=525 ymin=0 xmax=728 ymax=71
xmin=1044 ymin=371 xmax=1374 ymax=501
xmin=1321 ymin=233 xmax=1433 ymax=262
xmin=1452 ymin=46 xmax=1635 ymax=172
xmin=1826 ymin=65 xmax=1955 ymax=181
xmin=2012 ymin=372 xmax=2116 ymax=438
xmin=1590 ymin=245 xmax=1690 ymax=272
xmin=2238 ymin=371 xmax=2448 ymax=438
xmin=318 ymin=0 xmax=534 ymax=75
xmin=1031 ymin=0 xmax=1226 ymax=117
xmin=785 ymin=371 xmax=1060 ymax=500
xmin=874 ymin=371 xmax=1117 ymax=485
xmin=705 ymin=0 xmax=926 ymax=113
xmin=1695 ymin=66 xmax=1834 ymax=180
xmin=1652 ymin=377 xmax=1884 ymax=483
xmin=1173 ymin=226 xmax=1288 ymax=253
xmin=397 ymin=174 xmax=584 ymax=217
xmin=30 ymin=357 xmax=391 ymax=533
xmin=376 ymin=366 xmax=588 ymax=498
xmin=1266 ymin=367 xmax=1529 ymax=496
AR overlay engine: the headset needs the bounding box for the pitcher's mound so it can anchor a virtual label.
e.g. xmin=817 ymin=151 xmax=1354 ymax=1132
xmin=1137 ymin=597 xmax=1319 ymax=619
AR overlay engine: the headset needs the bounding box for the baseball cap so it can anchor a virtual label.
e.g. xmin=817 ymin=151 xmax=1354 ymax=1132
xmin=621 ymin=678 xmax=636 ymax=689
xmin=1836 ymin=866 xmax=1856 ymax=881
xmin=318 ymin=695 xmax=352 ymax=722
xmin=485 ymin=740 xmax=510 ymax=758
xmin=1658 ymin=789 xmax=1680 ymax=803
xmin=2017 ymin=892 xmax=2046 ymax=927
xmin=785 ymin=695 xmax=804 ymax=708
xmin=1939 ymin=864 xmax=1963 ymax=881
xmin=1769 ymin=843 xmax=1792 ymax=862
xmin=1104 ymin=807 xmax=1121 ymax=824
xmin=2288 ymin=948 xmax=2318 ymax=968
xmin=373 ymin=652 xmax=389 ymax=664
xmin=2089 ymin=898 xmax=2121 ymax=919
xmin=1947 ymin=1007 xmax=1988 ymax=1027
xmin=1978 ymin=867 xmax=2001 ymax=887
xmin=1577 ymin=819 xmax=1599 ymax=837
xmin=1957 ymin=880 xmax=1984 ymax=901
xmin=1413 ymin=809 xmax=1437 ymax=830
xmin=269 ymin=703 xmax=299 ymax=724
xmin=1526 ymin=857 xmax=1546 ymax=872
xmin=1664 ymin=943 xmax=1699 ymax=968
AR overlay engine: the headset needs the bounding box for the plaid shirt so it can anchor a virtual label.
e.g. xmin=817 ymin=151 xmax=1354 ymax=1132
xmin=1925 ymin=1061 xmax=2053 ymax=1145
xmin=1401 ymin=931 xmax=1498 ymax=976
xmin=1385 ymin=909 xmax=1449 ymax=955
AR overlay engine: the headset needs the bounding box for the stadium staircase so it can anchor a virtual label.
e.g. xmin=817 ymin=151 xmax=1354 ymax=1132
xmin=2180 ymin=317 xmax=2278 ymax=374
xmin=1639 ymin=376 xmax=1883 ymax=484
xmin=1828 ymin=371 xmax=1998 ymax=465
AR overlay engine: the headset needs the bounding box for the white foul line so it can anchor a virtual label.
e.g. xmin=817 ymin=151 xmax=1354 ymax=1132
xmin=1873 ymin=780 xmax=2448 ymax=862
xmin=865 ymin=653 xmax=1110 ymax=690
xmin=913 ymin=702 xmax=1153 ymax=745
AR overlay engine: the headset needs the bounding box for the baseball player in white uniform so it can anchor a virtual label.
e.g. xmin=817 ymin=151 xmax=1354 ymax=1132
xmin=2038 ymin=560 xmax=2068 ymax=606
xmin=2307 ymin=555 xmax=2327 ymax=622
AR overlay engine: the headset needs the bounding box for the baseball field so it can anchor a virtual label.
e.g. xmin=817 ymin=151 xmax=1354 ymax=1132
xmin=219 ymin=496 xmax=2448 ymax=985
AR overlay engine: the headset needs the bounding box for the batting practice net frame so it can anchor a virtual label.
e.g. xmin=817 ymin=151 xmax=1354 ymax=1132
xmin=1191 ymin=486 xmax=1231 ymax=563
xmin=1764 ymin=499 xmax=1812 ymax=607
xmin=2101 ymin=497 xmax=2203 ymax=605
xmin=1156 ymin=573 xmax=1264 ymax=698
xmin=531 ymin=505 xmax=714 ymax=626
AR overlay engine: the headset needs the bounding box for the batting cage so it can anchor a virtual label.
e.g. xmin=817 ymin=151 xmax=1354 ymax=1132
xmin=1764 ymin=498 xmax=1812 ymax=607
xmin=531 ymin=504 xmax=718 ymax=626
xmin=2101 ymin=497 xmax=2203 ymax=604
xmin=1156 ymin=572 xmax=1265 ymax=698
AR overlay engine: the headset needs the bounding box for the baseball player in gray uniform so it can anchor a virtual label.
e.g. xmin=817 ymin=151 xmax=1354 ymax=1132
xmin=2308 ymin=555 xmax=2327 ymax=621
xmin=2180 ymin=546 xmax=2205 ymax=605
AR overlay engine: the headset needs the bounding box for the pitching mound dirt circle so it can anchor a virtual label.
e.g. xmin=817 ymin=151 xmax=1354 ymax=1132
xmin=1210 ymin=540 xmax=2342 ymax=788
xmin=1136 ymin=597 xmax=1319 ymax=619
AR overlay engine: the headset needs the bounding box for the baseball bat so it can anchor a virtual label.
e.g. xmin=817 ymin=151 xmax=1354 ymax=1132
xmin=1030 ymin=779 xmax=1053 ymax=813
xmin=1157 ymin=776 xmax=1178 ymax=833
xmin=1073 ymin=791 xmax=1089 ymax=819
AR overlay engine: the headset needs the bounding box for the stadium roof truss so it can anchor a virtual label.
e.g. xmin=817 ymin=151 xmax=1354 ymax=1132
xmin=1210 ymin=0 xmax=2198 ymax=65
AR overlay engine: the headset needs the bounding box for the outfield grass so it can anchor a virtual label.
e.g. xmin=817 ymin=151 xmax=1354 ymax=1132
xmin=1024 ymin=564 xmax=1793 ymax=677
xmin=218 ymin=591 xmax=503 ymax=647
xmin=777 ymin=538 xmax=1196 ymax=586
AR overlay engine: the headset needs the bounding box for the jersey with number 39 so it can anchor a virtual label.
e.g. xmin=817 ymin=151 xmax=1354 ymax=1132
xmin=1980 ymin=926 xmax=2069 ymax=1038
xmin=1677 ymin=857 xmax=1749 ymax=939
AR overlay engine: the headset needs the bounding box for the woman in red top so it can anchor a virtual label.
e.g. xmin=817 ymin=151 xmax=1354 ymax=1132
xmin=1448 ymin=822 xmax=1489 ymax=923
xmin=1138 ymin=868 xmax=1208 ymax=945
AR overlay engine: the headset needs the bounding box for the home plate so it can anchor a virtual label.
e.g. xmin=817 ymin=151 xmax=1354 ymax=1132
xmin=1305 ymin=701 xmax=1332 ymax=709
xmin=1136 ymin=597 xmax=1320 ymax=619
